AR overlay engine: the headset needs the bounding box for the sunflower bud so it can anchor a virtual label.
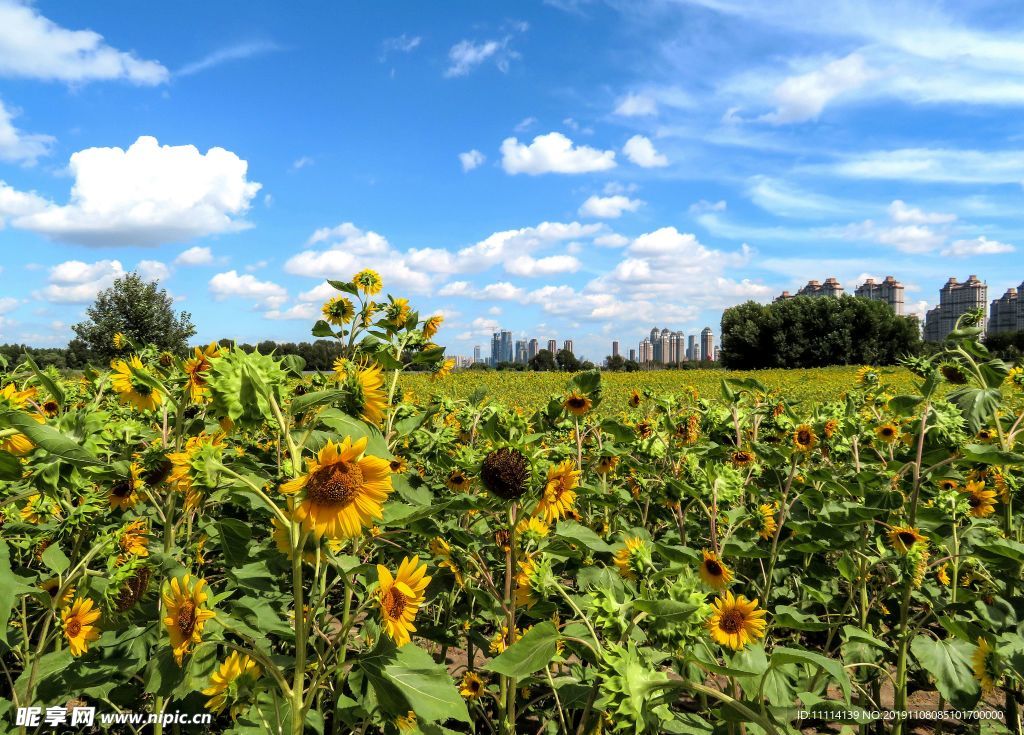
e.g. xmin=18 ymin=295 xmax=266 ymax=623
xmin=481 ymin=448 xmax=530 ymax=500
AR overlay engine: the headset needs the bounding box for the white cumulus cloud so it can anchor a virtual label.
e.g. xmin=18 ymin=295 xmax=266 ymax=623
xmin=137 ymin=259 xmax=170 ymax=282
xmin=459 ymin=149 xmax=485 ymax=171
xmin=614 ymin=92 xmax=658 ymax=117
xmin=208 ymin=270 xmax=287 ymax=308
xmin=501 ymin=132 xmax=616 ymax=175
xmin=761 ymin=53 xmax=875 ymax=124
xmin=0 ymin=97 xmax=53 ymax=163
xmin=175 ymin=246 xmax=214 ymax=266
xmin=7 ymin=136 xmax=261 ymax=246
xmin=942 ymin=236 xmax=1015 ymax=257
xmin=622 ymin=135 xmax=668 ymax=168
xmin=36 ymin=259 xmax=125 ymax=303
xmin=0 ymin=1 xmax=168 ymax=84
xmin=504 ymin=254 xmax=581 ymax=276
xmin=579 ymin=194 xmax=643 ymax=218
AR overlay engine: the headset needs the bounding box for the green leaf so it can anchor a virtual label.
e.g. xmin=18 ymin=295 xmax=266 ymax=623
xmin=632 ymin=599 xmax=699 ymax=623
xmin=910 ymin=635 xmax=980 ymax=709
xmin=770 ymin=646 xmax=851 ymax=703
xmin=0 ymin=409 xmax=102 ymax=466
xmin=280 ymin=354 xmax=306 ymax=377
xmin=948 ymin=386 xmax=1002 ymax=433
xmin=289 ymin=389 xmax=348 ymax=416
xmin=772 ymin=604 xmax=829 ymax=631
xmin=0 ymin=450 xmax=21 ymax=481
xmin=383 ymin=644 xmax=471 ymax=724
xmin=0 ymin=541 xmax=34 ymax=645
xmin=41 ymin=544 xmax=70 ymax=575
xmin=23 ymin=353 xmax=64 ymax=408
xmin=484 ymin=622 xmax=559 ymax=678
xmin=311 ymin=320 xmax=336 ymax=338
xmin=216 ymin=518 xmax=253 ymax=569
xmin=555 ymin=520 xmax=613 ymax=553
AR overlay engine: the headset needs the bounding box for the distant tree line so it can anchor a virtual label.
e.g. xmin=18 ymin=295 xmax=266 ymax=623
xmin=720 ymin=296 xmax=922 ymax=369
xmin=983 ymin=331 xmax=1024 ymax=362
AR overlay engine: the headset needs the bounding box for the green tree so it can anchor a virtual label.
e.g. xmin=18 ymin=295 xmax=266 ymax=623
xmin=556 ymin=348 xmax=581 ymax=372
xmin=604 ymin=354 xmax=626 ymax=371
xmin=528 ymin=349 xmax=557 ymax=371
xmin=720 ymin=295 xmax=922 ymax=369
xmin=71 ymin=272 xmax=196 ymax=363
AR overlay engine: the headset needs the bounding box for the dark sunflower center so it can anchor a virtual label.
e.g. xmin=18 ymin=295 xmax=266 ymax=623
xmin=797 ymin=430 xmax=812 ymax=444
xmin=705 ymin=560 xmax=723 ymax=576
xmin=177 ymin=601 xmax=197 ymax=635
xmin=390 ymin=461 xmax=402 ymax=471
xmin=469 ymin=680 xmax=481 ymax=693
xmin=450 ymin=475 xmax=465 ymax=486
xmin=968 ymin=495 xmax=982 ymax=508
xmin=384 ymin=587 xmax=407 ymax=619
xmin=66 ymin=619 xmax=82 ymax=637
xmin=881 ymin=427 xmax=895 ymax=437
xmin=111 ymin=479 xmax=134 ymax=498
xmin=567 ymin=397 xmax=587 ymax=409
xmin=897 ymin=531 xmax=917 ymax=546
xmin=306 ymin=461 xmax=363 ymax=505
xmin=719 ymin=609 xmax=745 ymax=634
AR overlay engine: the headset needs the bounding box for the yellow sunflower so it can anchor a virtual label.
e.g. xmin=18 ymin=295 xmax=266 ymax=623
xmin=281 ymin=436 xmax=394 ymax=539
xmin=433 ymin=357 xmax=455 ymax=380
xmin=446 ymin=469 xmax=471 ymax=492
xmin=389 ymin=457 xmax=408 ymax=474
xmin=972 ymin=638 xmax=999 ymax=691
xmin=422 ymin=314 xmax=443 ymax=340
xmin=533 ymin=460 xmax=580 ymax=523
xmin=514 ymin=553 xmax=540 ymax=607
xmin=387 ymin=297 xmax=412 ymax=325
xmin=731 ymin=450 xmax=755 ymax=468
xmin=322 ymin=296 xmax=355 ymax=326
xmin=353 ymin=269 xmax=383 ymax=295
xmin=429 ymin=537 xmax=464 ymax=587
xmin=395 ymin=712 xmax=418 ymax=732
xmin=162 ymin=575 xmax=216 ymax=665
xmin=119 ymin=518 xmax=150 ymax=557
xmin=936 ymin=563 xmax=950 ymax=586
xmin=965 ymin=480 xmax=997 ymax=518
xmin=111 ymin=356 xmax=163 ymax=412
xmin=377 ymin=556 xmax=431 ymax=647
xmin=613 ymin=537 xmax=647 ymax=581
xmin=699 ymin=550 xmax=733 ymax=590
xmin=202 ymin=650 xmax=261 ymax=716
xmin=756 ymin=503 xmax=778 ymax=540
xmin=109 ymin=463 xmax=144 ymax=510
xmin=62 ymin=597 xmax=101 ymax=656
xmin=0 ymin=383 xmax=41 ymax=455
xmin=888 ymin=525 xmax=926 ymax=555
xmin=792 ymin=424 xmax=817 ymax=453
xmin=563 ymin=391 xmax=592 ymax=417
xmin=628 ymin=389 xmax=641 ymax=408
xmin=875 ymin=423 xmax=900 ymax=444
xmin=515 ymin=516 xmax=550 ymax=540
xmin=183 ymin=343 xmax=220 ymax=403
xmin=595 ymin=455 xmax=619 ymax=475
xmin=41 ymin=399 xmax=59 ymax=418
xmin=334 ymin=360 xmax=389 ymax=424
xmin=707 ymin=591 xmax=767 ymax=651
xmin=460 ymin=671 xmax=486 ymax=700
xmin=41 ymin=578 xmax=75 ymax=609
xmin=112 ymin=332 xmax=127 ymax=350
xmin=938 ymin=478 xmax=959 ymax=492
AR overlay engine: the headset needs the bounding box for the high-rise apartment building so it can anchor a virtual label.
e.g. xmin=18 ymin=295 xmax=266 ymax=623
xmin=515 ymin=339 xmax=528 ymax=364
xmin=855 ymin=276 xmax=905 ymax=314
xmin=563 ymin=340 xmax=574 ymax=355
xmin=547 ymin=339 xmax=557 ymax=354
xmin=629 ymin=348 xmax=636 ymax=362
xmin=491 ymin=330 xmax=514 ymax=364
xmin=924 ymin=275 xmax=988 ymax=342
xmin=989 ymin=281 xmax=1024 ymax=335
xmin=687 ymin=335 xmax=697 ymax=361
xmin=701 ymin=327 xmax=713 ymax=361
xmin=612 ymin=341 xmax=620 ymax=358
xmin=473 ymin=345 xmax=481 ymax=364
xmin=777 ymin=277 xmax=844 ymax=302
xmin=638 ymin=339 xmax=653 ymax=364
xmin=528 ymin=338 xmax=539 ymax=360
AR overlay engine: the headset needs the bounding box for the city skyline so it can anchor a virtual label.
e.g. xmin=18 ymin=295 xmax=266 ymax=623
xmin=2 ymin=2 xmax=1024 ymax=362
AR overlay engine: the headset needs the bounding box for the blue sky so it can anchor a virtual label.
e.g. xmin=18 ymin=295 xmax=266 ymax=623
xmin=2 ymin=0 xmax=1024 ymax=361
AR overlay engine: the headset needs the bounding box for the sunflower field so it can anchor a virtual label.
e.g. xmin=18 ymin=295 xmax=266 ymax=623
xmin=2 ymin=274 xmax=1024 ymax=735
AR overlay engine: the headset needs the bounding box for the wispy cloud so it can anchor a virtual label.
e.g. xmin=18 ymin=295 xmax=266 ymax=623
xmin=177 ymin=40 xmax=280 ymax=77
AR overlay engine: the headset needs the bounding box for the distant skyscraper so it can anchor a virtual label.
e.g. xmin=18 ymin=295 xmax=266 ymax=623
xmin=492 ymin=330 xmax=514 ymax=364
xmin=563 ymin=339 xmax=574 ymax=355
xmin=638 ymin=339 xmax=653 ymax=364
xmin=924 ymin=275 xmax=988 ymax=341
xmin=515 ymin=339 xmax=528 ymax=364
xmin=988 ymin=281 xmax=1024 ymax=335
xmin=490 ymin=332 xmax=500 ymax=366
xmin=528 ymin=338 xmax=539 ymax=360
xmin=473 ymin=345 xmax=481 ymax=364
xmin=687 ymin=335 xmax=697 ymax=361
xmin=612 ymin=340 xmax=620 ymax=358
xmin=778 ymin=277 xmax=845 ymax=302
xmin=547 ymin=339 xmax=557 ymax=354
xmin=700 ymin=327 xmax=713 ymax=361
xmin=629 ymin=348 xmax=636 ymax=362
xmin=855 ymin=276 xmax=905 ymax=315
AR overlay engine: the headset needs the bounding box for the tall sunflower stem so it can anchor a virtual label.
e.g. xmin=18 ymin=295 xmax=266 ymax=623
xmin=291 ymin=526 xmax=310 ymax=735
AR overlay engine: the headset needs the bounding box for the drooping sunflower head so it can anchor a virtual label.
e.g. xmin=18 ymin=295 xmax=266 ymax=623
xmin=377 ymin=556 xmax=431 ymax=647
xmin=322 ymin=296 xmax=355 ymax=326
xmin=109 ymin=463 xmax=144 ymax=510
xmin=183 ymin=343 xmax=220 ymax=403
xmin=386 ymin=297 xmax=412 ymax=326
xmin=699 ymin=550 xmax=733 ymax=590
xmin=114 ymin=567 xmax=152 ymax=612
xmin=459 ymin=671 xmax=486 ymax=700
xmin=282 ymin=436 xmax=394 ymax=539
xmin=965 ymin=481 xmax=997 ymax=518
xmin=563 ymin=391 xmax=592 ymax=417
xmin=533 ymin=460 xmax=580 ymax=523
xmin=335 ymin=360 xmax=389 ymax=425
xmin=353 ymin=269 xmax=383 ymax=295
xmin=119 ymin=518 xmax=150 ymax=557
xmin=792 ymin=424 xmax=817 ymax=453
xmin=111 ymin=356 xmax=163 ymax=412
xmin=823 ymin=419 xmax=839 ymax=439
xmin=41 ymin=577 xmax=75 ymax=609
xmin=856 ymin=366 xmax=878 ymax=386
xmin=972 ymin=638 xmax=1000 ymax=692
xmin=62 ymin=597 xmax=102 ymax=657
xmin=875 ymin=422 xmax=900 ymax=444
xmin=939 ymin=362 xmax=969 ymax=385
xmin=422 ymin=314 xmax=444 ymax=340
xmin=755 ymin=503 xmax=779 ymax=541
xmin=595 ymin=455 xmax=619 ymax=475
xmin=162 ymin=574 xmax=216 ymax=665
xmin=481 ymin=447 xmax=531 ymax=500
xmin=432 ymin=357 xmax=455 ymax=380
xmin=613 ymin=537 xmax=649 ymax=581
xmin=628 ymin=389 xmax=642 ymax=408
xmin=707 ymin=591 xmax=767 ymax=651
xmin=202 ymin=650 xmax=262 ymax=717
xmin=888 ymin=525 xmax=926 ymax=555
xmin=112 ymin=332 xmax=127 ymax=350
xmin=676 ymin=414 xmax=701 ymax=445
